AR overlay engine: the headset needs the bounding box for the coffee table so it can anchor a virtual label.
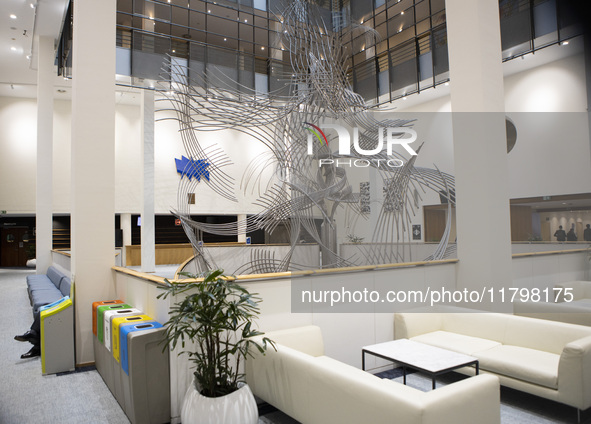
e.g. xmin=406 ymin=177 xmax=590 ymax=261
xmin=362 ymin=339 xmax=479 ymax=390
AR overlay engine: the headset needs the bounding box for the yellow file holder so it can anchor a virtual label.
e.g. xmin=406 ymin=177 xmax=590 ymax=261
xmin=112 ymin=314 xmax=153 ymax=362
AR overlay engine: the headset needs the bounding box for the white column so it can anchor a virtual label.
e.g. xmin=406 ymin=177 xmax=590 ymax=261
xmin=237 ymin=214 xmax=247 ymax=243
xmin=35 ymin=36 xmax=54 ymax=274
xmin=71 ymin=0 xmax=116 ymax=363
xmin=141 ymin=89 xmax=155 ymax=273
xmin=121 ymin=213 xmax=132 ymax=266
xmin=446 ymin=0 xmax=513 ymax=306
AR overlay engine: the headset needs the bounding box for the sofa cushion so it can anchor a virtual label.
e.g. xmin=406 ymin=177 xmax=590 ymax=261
xmin=26 ymin=275 xmax=51 ymax=287
xmin=32 ymin=289 xmax=63 ymax=312
xmin=27 ymin=280 xmax=53 ymax=290
xmin=46 ymin=266 xmax=64 ymax=287
xmin=475 ymin=345 xmax=559 ymax=389
xmin=59 ymin=277 xmax=71 ymax=297
xmin=410 ymin=331 xmax=501 ymax=356
xmin=259 ymin=325 xmax=324 ymax=357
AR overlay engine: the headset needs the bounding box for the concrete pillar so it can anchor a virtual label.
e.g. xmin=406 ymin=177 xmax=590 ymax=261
xmin=445 ymin=0 xmax=513 ymax=306
xmin=70 ymin=0 xmax=116 ymax=364
xmin=121 ymin=213 xmax=132 ymax=266
xmin=141 ymin=89 xmax=155 ymax=273
xmin=35 ymin=36 xmax=54 ymax=273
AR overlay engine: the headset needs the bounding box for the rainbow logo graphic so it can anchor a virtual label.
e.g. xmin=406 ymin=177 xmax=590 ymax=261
xmin=304 ymin=122 xmax=329 ymax=147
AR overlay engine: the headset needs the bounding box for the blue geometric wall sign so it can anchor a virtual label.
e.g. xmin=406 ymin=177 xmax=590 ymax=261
xmin=175 ymin=156 xmax=210 ymax=181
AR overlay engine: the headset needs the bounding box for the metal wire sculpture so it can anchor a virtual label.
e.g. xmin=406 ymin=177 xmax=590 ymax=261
xmin=156 ymin=0 xmax=456 ymax=274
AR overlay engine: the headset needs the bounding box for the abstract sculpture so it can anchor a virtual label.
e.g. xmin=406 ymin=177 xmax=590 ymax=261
xmin=157 ymin=0 xmax=455 ymax=274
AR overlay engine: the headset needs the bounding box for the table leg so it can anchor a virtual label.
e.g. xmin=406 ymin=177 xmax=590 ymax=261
xmin=403 ymin=366 xmax=407 ymax=385
xmin=432 ymin=378 xmax=436 ymax=390
xmin=476 ymin=362 xmax=479 ymax=375
xmin=362 ymin=351 xmax=365 ymax=371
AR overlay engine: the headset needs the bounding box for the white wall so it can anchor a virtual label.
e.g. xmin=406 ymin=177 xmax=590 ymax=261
xmin=0 ymin=96 xmax=273 ymax=216
xmin=0 ymin=97 xmax=37 ymax=213
xmin=392 ymin=53 xmax=590 ymax=202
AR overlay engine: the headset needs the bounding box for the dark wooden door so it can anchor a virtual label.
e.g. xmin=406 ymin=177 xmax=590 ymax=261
xmin=424 ymin=208 xmax=446 ymax=242
xmin=1 ymin=227 xmax=28 ymax=267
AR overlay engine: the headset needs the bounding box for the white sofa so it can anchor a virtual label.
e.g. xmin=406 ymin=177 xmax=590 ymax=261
xmin=395 ymin=311 xmax=591 ymax=412
xmin=246 ymin=325 xmax=500 ymax=424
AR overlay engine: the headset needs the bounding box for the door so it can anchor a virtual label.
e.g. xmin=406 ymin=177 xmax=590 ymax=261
xmin=1 ymin=227 xmax=28 ymax=267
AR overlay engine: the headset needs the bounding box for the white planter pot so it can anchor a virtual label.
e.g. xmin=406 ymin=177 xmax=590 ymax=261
xmin=181 ymin=379 xmax=258 ymax=424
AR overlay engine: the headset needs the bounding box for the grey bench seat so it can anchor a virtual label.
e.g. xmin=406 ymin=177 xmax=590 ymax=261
xmin=26 ymin=266 xmax=71 ymax=313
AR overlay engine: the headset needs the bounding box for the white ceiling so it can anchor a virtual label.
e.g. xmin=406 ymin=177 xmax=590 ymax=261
xmin=0 ymin=0 xmax=70 ymax=99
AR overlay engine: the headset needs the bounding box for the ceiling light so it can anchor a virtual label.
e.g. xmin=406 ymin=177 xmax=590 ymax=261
xmin=208 ymin=10 xmax=211 ymax=13
xmin=445 ymin=82 xmax=449 ymax=86
xmin=402 ymin=96 xmax=407 ymax=100
xmin=172 ymin=49 xmax=176 ymax=53
xmin=401 ymin=11 xmax=404 ymax=15
xmin=244 ymin=19 xmax=247 ymax=22
xmin=261 ymin=46 xmax=264 ymax=50
xmin=10 ymin=47 xmax=17 ymax=51
xmin=224 ymin=38 xmax=227 ymax=41
xmin=398 ymin=28 xmax=402 ymax=33
xmin=10 ymin=14 xmax=17 ymax=19
xmin=562 ymin=41 xmax=569 ymax=46
xmin=30 ymin=3 xmax=35 ymax=8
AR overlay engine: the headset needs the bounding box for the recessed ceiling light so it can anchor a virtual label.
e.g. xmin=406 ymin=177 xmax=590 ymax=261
xmin=30 ymin=3 xmax=35 ymax=8
xmin=172 ymin=49 xmax=175 ymax=53
xmin=562 ymin=41 xmax=569 ymax=46
xmin=398 ymin=28 xmax=402 ymax=33
xmin=10 ymin=47 xmax=17 ymax=51
xmin=261 ymin=46 xmax=264 ymax=50
xmin=401 ymin=11 xmax=404 ymax=15
xmin=223 ymin=38 xmax=227 ymax=41
xmin=445 ymin=82 xmax=449 ymax=86
xmin=208 ymin=10 xmax=211 ymax=13
xmin=402 ymin=96 xmax=407 ymax=100
xmin=244 ymin=19 xmax=247 ymax=22
xmin=10 ymin=14 xmax=17 ymax=19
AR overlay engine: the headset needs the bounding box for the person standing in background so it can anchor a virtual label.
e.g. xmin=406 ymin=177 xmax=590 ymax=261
xmin=566 ymin=224 xmax=577 ymax=242
xmin=554 ymin=225 xmax=566 ymax=242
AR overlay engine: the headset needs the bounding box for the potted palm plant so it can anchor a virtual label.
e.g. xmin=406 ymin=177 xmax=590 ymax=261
xmin=157 ymin=269 xmax=274 ymax=424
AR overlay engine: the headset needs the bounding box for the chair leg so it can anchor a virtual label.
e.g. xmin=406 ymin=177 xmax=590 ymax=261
xmin=577 ymin=408 xmax=581 ymax=424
